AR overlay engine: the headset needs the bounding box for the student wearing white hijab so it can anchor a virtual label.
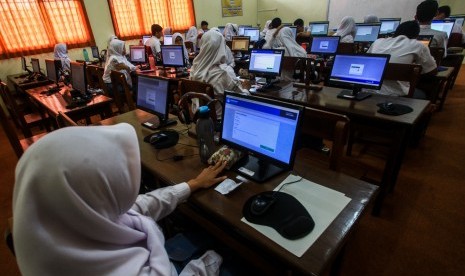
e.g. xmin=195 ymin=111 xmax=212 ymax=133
xmin=105 ymin=35 xmax=118 ymax=65
xmin=223 ymin=23 xmax=238 ymax=41
xmin=186 ymin=26 xmax=199 ymax=49
xmin=13 ymin=123 xmax=227 ymax=276
xmin=103 ymin=39 xmax=136 ymax=88
xmin=53 ymin=43 xmax=71 ymax=72
xmin=334 ymin=16 xmax=356 ymax=43
xmin=364 ymin=15 xmax=379 ymax=23
xmin=260 ymin=20 xmax=272 ymax=39
xmin=274 ymin=27 xmax=307 ymax=58
xmin=190 ymin=30 xmax=249 ymax=99
xmin=173 ymin=32 xmax=190 ymax=66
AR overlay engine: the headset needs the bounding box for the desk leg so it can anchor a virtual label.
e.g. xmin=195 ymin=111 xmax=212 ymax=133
xmin=438 ymin=77 xmax=453 ymax=111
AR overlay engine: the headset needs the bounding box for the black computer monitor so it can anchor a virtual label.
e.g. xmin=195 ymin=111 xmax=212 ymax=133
xmin=310 ymin=36 xmax=340 ymax=55
xmin=142 ymin=35 xmax=151 ymax=45
xmin=31 ymin=58 xmax=40 ymax=74
xmin=431 ymin=19 xmax=455 ymax=38
xmin=231 ymin=36 xmax=250 ymax=52
xmin=160 ymin=45 xmax=186 ymax=71
xmin=91 ymin=46 xmax=99 ymax=59
xmin=70 ymin=61 xmax=87 ymax=94
xmin=129 ymin=45 xmax=147 ymax=64
xmin=164 ymin=35 xmax=173 ymax=45
xmin=221 ymin=92 xmax=304 ymax=182
xmin=354 ymin=23 xmax=381 ymax=42
xmin=289 ymin=26 xmax=297 ymax=40
xmin=449 ymin=15 xmax=465 ymax=27
xmin=309 ymin=21 xmax=329 ymax=36
xmin=238 ymin=25 xmax=252 ymax=36
xmin=248 ymin=49 xmax=285 ymax=90
xmin=136 ymin=75 xmax=176 ymax=130
xmin=21 ymin=56 xmax=31 ymax=73
xmin=45 ymin=59 xmax=62 ymax=87
xmin=328 ymin=53 xmax=390 ymax=100
xmin=417 ymin=35 xmax=434 ymax=47
xmin=379 ymin=18 xmax=401 ymax=35
xmin=244 ymin=28 xmax=260 ymax=42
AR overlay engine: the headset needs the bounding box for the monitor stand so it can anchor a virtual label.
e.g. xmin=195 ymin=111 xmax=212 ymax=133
xmin=233 ymin=155 xmax=286 ymax=182
xmin=257 ymin=77 xmax=281 ymax=91
xmin=141 ymin=114 xmax=177 ymax=130
xmin=337 ymin=87 xmax=372 ymax=101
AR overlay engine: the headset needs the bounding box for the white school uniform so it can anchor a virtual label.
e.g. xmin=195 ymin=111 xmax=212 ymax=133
xmin=419 ymin=25 xmax=448 ymax=57
xmin=145 ymin=36 xmax=161 ymax=56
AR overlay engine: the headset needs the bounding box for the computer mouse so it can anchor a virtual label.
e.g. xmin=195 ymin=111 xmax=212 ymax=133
xmin=148 ymin=133 xmax=168 ymax=144
xmin=250 ymin=193 xmax=277 ymax=216
xmin=383 ymin=102 xmax=394 ymax=111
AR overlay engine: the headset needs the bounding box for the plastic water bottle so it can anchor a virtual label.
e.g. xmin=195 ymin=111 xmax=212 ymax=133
xmin=196 ymin=106 xmax=215 ymax=164
xmin=83 ymin=48 xmax=89 ymax=62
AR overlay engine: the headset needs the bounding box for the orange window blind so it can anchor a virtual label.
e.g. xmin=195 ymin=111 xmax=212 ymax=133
xmin=108 ymin=0 xmax=195 ymax=40
xmin=0 ymin=0 xmax=94 ymax=59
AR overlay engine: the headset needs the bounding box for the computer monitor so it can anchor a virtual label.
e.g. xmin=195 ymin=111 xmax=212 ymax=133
xmin=309 ymin=21 xmax=329 ymax=36
xmin=90 ymin=46 xmax=99 ymax=59
xmin=417 ymin=35 xmax=434 ymax=47
xmin=238 ymin=25 xmax=252 ymax=36
xmin=129 ymin=45 xmax=147 ymax=64
xmin=21 ymin=56 xmax=30 ymax=73
xmin=354 ymin=23 xmax=381 ymax=42
xmin=328 ymin=53 xmax=390 ymax=100
xmin=289 ymin=26 xmax=297 ymax=40
xmin=160 ymin=45 xmax=186 ymax=70
xmin=136 ymin=75 xmax=176 ymax=130
xmin=431 ymin=19 xmax=455 ymax=38
xmin=231 ymin=36 xmax=250 ymax=52
xmin=164 ymin=35 xmax=173 ymax=45
xmin=70 ymin=61 xmax=87 ymax=94
xmin=221 ymin=92 xmax=304 ymax=182
xmin=142 ymin=35 xmax=151 ymax=45
xmin=218 ymin=26 xmax=225 ymax=34
xmin=248 ymin=49 xmax=285 ymax=90
xmin=379 ymin=18 xmax=401 ymax=34
xmin=310 ymin=36 xmax=340 ymax=55
xmin=449 ymin=15 xmax=465 ymax=27
xmin=45 ymin=59 xmax=62 ymax=87
xmin=244 ymin=28 xmax=260 ymax=42
xmin=31 ymin=58 xmax=40 ymax=74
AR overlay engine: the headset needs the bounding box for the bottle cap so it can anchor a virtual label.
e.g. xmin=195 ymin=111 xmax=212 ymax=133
xmin=199 ymin=105 xmax=210 ymax=114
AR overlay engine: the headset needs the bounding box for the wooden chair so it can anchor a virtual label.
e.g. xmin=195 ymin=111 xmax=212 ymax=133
xmin=176 ymin=79 xmax=214 ymax=103
xmin=336 ymin=43 xmax=356 ymax=54
xmin=56 ymin=111 xmax=78 ymax=128
xmin=383 ymin=63 xmax=422 ymax=98
xmin=0 ymin=82 xmax=50 ymax=138
xmin=299 ymin=107 xmax=350 ymax=171
xmin=441 ymin=53 xmax=464 ymax=90
xmin=110 ymin=71 xmax=136 ymax=113
xmin=0 ymin=100 xmax=46 ymax=158
xmin=429 ymin=47 xmax=445 ymax=66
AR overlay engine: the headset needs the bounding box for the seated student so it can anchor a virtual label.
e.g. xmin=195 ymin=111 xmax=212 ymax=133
xmin=274 ymin=27 xmax=307 ymax=58
xmin=435 ymin=5 xmax=465 ymax=45
xmin=190 ymin=30 xmax=250 ymax=100
xmin=209 ymin=27 xmax=235 ymax=67
xmin=145 ymin=24 xmax=163 ymax=59
xmin=173 ymin=32 xmax=190 ymax=66
xmin=416 ymin=0 xmax=448 ymax=56
xmin=103 ymin=39 xmax=137 ymax=94
xmin=53 ymin=43 xmax=71 ymax=72
xmin=223 ymin=23 xmax=238 ymax=41
xmin=104 ymin=35 xmax=118 ymax=65
xmin=186 ymin=26 xmax=199 ymax=50
xmin=263 ymin=17 xmax=283 ymax=49
xmin=368 ymin=20 xmax=437 ymax=99
xmin=364 ymin=15 xmax=379 ymax=23
xmin=198 ymin=20 xmax=209 ymax=37
xmin=333 ymin=16 xmax=356 ymax=43
xmin=260 ymin=19 xmax=272 ymax=39
xmin=13 ymin=123 xmax=227 ymax=275
xmin=294 ymin=18 xmax=311 ymax=43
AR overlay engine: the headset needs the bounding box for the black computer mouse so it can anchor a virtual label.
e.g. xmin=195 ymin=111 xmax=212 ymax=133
xmin=382 ymin=102 xmax=394 ymax=111
xmin=250 ymin=193 xmax=277 ymax=216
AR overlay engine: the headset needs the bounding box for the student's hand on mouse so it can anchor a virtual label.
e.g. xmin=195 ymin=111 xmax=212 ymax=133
xmin=187 ymin=161 xmax=227 ymax=192
xmin=241 ymin=79 xmax=252 ymax=90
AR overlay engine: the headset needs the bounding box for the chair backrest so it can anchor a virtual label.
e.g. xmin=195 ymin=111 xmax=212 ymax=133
xmin=0 ymin=82 xmax=32 ymax=137
xmin=110 ymin=71 xmax=136 ymax=113
xmin=448 ymin=33 xmax=464 ymax=48
xmin=225 ymin=40 xmax=232 ymax=49
xmin=337 ymin=43 xmax=356 ymax=54
xmin=301 ymin=107 xmax=350 ymax=171
xmin=429 ymin=47 xmax=445 ymax=66
xmin=384 ymin=63 xmax=422 ymax=98
xmin=56 ymin=111 xmax=78 ymax=128
xmin=177 ymin=79 xmax=214 ymax=98
xmin=0 ymin=97 xmax=24 ymax=158
xmin=184 ymin=41 xmax=194 ymax=53
xmin=86 ymin=65 xmax=102 ymax=90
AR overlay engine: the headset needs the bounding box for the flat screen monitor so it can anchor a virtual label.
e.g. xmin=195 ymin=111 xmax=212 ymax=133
xmin=218 ymin=26 xmax=225 ymax=34
xmin=21 ymin=56 xmax=29 ymax=72
xmin=289 ymin=26 xmax=297 ymax=40
xmin=328 ymin=53 xmax=390 ymax=100
xmin=45 ymin=59 xmax=62 ymax=84
xmin=354 ymin=23 xmax=381 ymax=42
xmin=164 ymin=35 xmax=173 ymax=45
xmin=136 ymin=75 xmax=176 ymax=130
xmin=310 ymin=36 xmax=340 ymax=55
xmin=431 ymin=19 xmax=455 ymax=38
xmin=379 ymin=19 xmax=401 ymax=34
xmin=238 ymin=25 xmax=252 ymax=36
xmin=231 ymin=36 xmax=250 ymax=51
xmin=417 ymin=35 xmax=434 ymax=47
xmin=221 ymin=92 xmax=304 ymax=182
xmin=449 ymin=15 xmax=465 ymax=27
xmin=129 ymin=45 xmax=147 ymax=63
xmin=248 ymin=49 xmax=285 ymax=89
xmin=142 ymin=35 xmax=151 ymax=45
xmin=309 ymin=21 xmax=329 ymax=36
xmin=160 ymin=45 xmax=186 ymax=68
xmin=244 ymin=28 xmax=260 ymax=42
xmin=91 ymin=46 xmax=99 ymax=59
xmin=70 ymin=61 xmax=87 ymax=94
xmin=31 ymin=58 xmax=40 ymax=73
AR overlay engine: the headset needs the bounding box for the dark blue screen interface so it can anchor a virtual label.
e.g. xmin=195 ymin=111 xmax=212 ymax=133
xmin=330 ymin=55 xmax=388 ymax=87
xmin=310 ymin=36 xmax=339 ymax=54
xmin=137 ymin=76 xmax=169 ymax=117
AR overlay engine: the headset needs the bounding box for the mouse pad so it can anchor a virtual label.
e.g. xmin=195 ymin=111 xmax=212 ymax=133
xmin=377 ymin=103 xmax=413 ymax=116
xmin=243 ymin=191 xmax=315 ymax=240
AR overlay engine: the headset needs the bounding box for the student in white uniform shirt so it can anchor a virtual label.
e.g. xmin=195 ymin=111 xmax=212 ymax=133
xmin=368 ymin=21 xmax=437 ymax=99
xmin=186 ymin=26 xmax=199 ymax=50
xmin=263 ymin=17 xmax=283 ymax=49
xmin=333 ymin=16 xmax=356 ymax=43
xmin=223 ymin=23 xmax=238 ymax=41
xmin=435 ymin=5 xmax=465 ymax=45
xmin=145 ymin=24 xmax=163 ymax=58
xmin=416 ymin=0 xmax=448 ymax=56
xmin=260 ymin=19 xmax=272 ymax=39
xmin=103 ymin=39 xmax=137 ymax=94
xmin=13 ymin=123 xmax=227 ymax=276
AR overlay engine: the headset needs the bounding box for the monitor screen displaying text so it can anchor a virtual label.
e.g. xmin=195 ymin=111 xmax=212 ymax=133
xmin=330 ymin=55 xmax=388 ymax=87
xmin=137 ymin=77 xmax=169 ymax=117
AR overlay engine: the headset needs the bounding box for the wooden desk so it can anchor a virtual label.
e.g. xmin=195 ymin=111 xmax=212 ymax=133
xmin=7 ymin=73 xmax=52 ymax=93
xmin=25 ymin=85 xmax=113 ymax=123
xmin=253 ymin=83 xmax=430 ymax=215
xmin=98 ymin=109 xmax=378 ymax=275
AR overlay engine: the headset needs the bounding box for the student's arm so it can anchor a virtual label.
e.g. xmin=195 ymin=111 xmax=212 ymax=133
xmin=418 ymin=44 xmax=438 ymax=76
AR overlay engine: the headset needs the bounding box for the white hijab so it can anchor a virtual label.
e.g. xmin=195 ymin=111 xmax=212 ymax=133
xmin=334 ymin=16 xmax=356 ymax=42
xmin=364 ymin=15 xmax=379 ymax=23
xmin=173 ymin=32 xmax=190 ymax=64
xmin=274 ymin=27 xmax=307 ymax=57
xmin=186 ymin=26 xmax=198 ymax=45
xmin=53 ymin=43 xmax=71 ymax=71
xmin=190 ymin=30 xmax=240 ymax=98
xmin=261 ymin=20 xmax=272 ymax=38
xmin=13 ymin=124 xmax=174 ymax=275
xmin=105 ymin=35 xmax=118 ymax=65
xmin=223 ymin=23 xmax=238 ymax=41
